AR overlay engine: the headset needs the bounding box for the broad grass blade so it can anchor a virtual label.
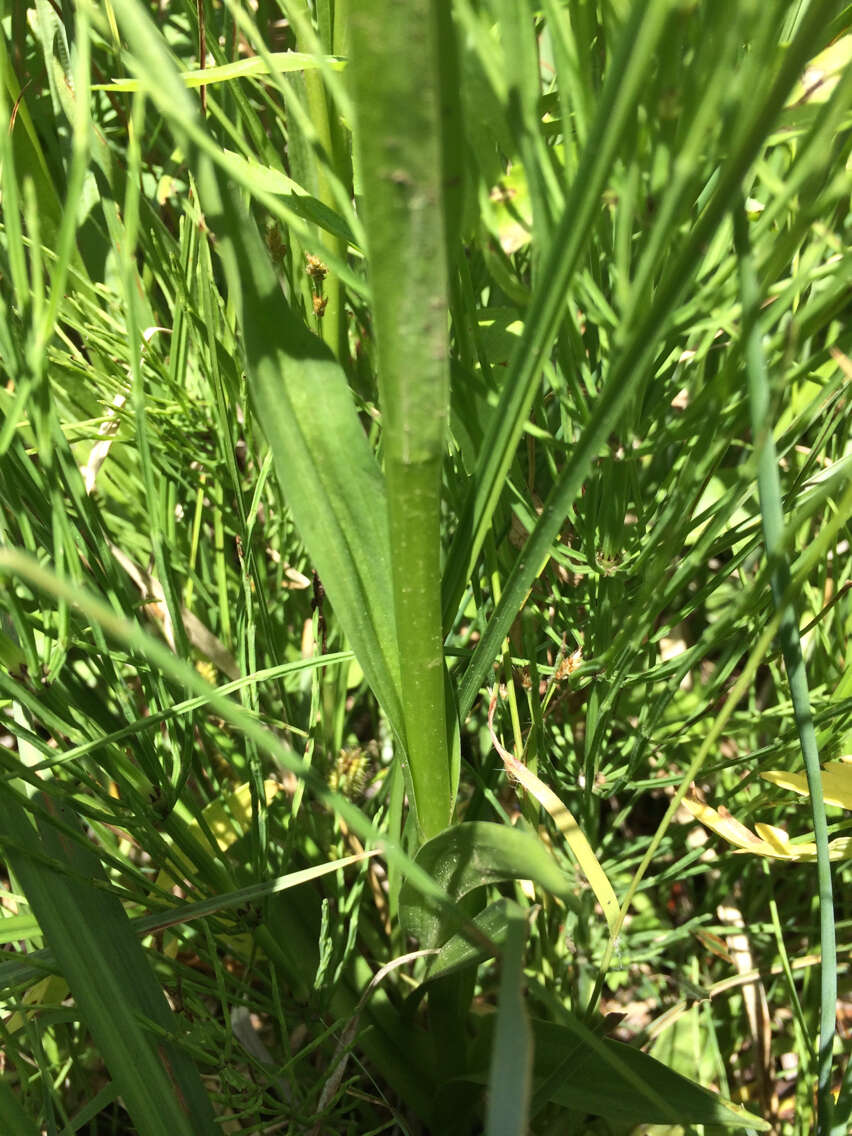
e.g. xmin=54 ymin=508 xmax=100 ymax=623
xmin=0 ymin=791 xmax=217 ymax=1136
xmin=517 ymin=1016 xmax=770 ymax=1129
xmin=400 ymin=821 xmax=578 ymax=949
xmin=108 ymin=0 xmax=405 ymax=740
xmin=485 ymin=912 xmax=532 ymax=1136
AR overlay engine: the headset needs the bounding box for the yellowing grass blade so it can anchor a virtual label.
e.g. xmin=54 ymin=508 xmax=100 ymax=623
xmin=154 ymin=779 xmax=280 ymax=892
xmin=681 ymin=797 xmax=766 ymax=852
xmin=93 ymin=51 xmax=344 ymax=92
xmin=487 ymin=689 xmax=620 ymax=935
xmin=682 ymin=797 xmax=852 ymax=862
xmin=762 ymin=759 xmax=852 ymax=810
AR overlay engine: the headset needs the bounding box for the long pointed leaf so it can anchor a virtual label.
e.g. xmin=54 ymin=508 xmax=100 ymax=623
xmin=475 ymin=1015 xmax=771 ymax=1129
xmin=108 ymin=0 xmax=405 ymax=740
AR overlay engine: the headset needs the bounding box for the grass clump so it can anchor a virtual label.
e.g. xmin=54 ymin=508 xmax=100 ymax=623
xmin=0 ymin=1 xmax=850 ymax=1133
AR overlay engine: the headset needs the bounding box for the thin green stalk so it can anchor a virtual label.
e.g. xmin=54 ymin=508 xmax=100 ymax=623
xmin=587 ymin=471 xmax=852 ymax=1006
xmin=350 ymin=0 xmax=454 ymax=839
xmin=733 ymin=196 xmax=836 ymax=1135
xmin=301 ymin=69 xmax=346 ymax=355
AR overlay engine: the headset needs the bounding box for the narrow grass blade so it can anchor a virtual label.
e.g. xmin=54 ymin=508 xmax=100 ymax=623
xmin=733 ymin=195 xmax=836 ymax=1134
xmin=488 ymin=689 xmax=619 ymax=933
xmin=350 ymin=0 xmax=455 ymax=837
xmin=92 ymin=51 xmax=345 ymax=91
xmin=441 ymin=0 xmax=674 ymax=631
xmin=0 ymin=549 xmax=484 ymax=951
xmin=280 ymin=6 xmax=351 ymax=361
xmin=59 ymin=1084 xmax=121 ymax=1135
xmin=105 ymin=1 xmax=361 ymax=292
xmin=485 ymin=913 xmax=532 ymax=1136
xmin=592 ymin=473 xmax=852 ymax=1005
xmin=458 ymin=0 xmax=841 ymax=722
xmin=0 ymin=852 xmax=380 ymax=999
xmin=140 ymin=850 xmax=379 ymax=934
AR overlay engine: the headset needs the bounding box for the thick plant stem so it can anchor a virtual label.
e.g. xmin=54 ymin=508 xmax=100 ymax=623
xmin=350 ymin=0 xmax=454 ymax=839
xmin=386 ymin=458 xmax=451 ymax=840
xmin=733 ymin=197 xmax=836 ymax=1136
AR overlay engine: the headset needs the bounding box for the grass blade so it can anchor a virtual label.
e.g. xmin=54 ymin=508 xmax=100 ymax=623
xmin=487 ymin=689 xmax=619 ymax=933
xmin=441 ymin=0 xmax=674 ymax=631
xmin=92 ymin=50 xmax=345 ymax=91
xmin=458 ymin=0 xmax=841 ymax=721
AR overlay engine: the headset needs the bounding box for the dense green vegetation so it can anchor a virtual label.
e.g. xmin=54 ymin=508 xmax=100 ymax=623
xmin=1 ymin=1 xmax=850 ymax=1132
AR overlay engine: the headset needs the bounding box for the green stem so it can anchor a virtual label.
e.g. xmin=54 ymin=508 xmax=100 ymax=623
xmin=350 ymin=0 xmax=454 ymax=839
xmin=733 ymin=197 xmax=835 ymax=1135
xmin=386 ymin=458 xmax=451 ymax=839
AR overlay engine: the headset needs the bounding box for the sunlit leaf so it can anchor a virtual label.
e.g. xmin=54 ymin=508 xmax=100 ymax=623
xmin=762 ymin=758 xmax=852 ymax=810
xmin=400 ymin=821 xmax=578 ymax=949
xmin=682 ymin=797 xmax=852 ymax=861
xmin=93 ymin=51 xmax=345 ymax=92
